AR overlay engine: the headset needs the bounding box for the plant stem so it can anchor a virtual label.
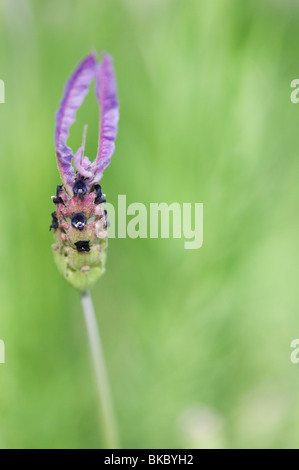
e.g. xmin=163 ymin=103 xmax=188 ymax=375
xmin=81 ymin=290 xmax=119 ymax=448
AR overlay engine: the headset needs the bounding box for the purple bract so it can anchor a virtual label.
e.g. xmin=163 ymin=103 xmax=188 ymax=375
xmin=55 ymin=52 xmax=119 ymax=194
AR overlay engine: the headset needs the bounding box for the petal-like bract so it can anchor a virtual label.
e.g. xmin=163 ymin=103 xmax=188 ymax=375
xmin=55 ymin=52 xmax=119 ymax=193
xmin=91 ymin=54 xmax=119 ymax=183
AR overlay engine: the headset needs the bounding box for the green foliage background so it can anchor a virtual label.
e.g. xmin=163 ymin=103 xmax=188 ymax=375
xmin=0 ymin=0 xmax=299 ymax=449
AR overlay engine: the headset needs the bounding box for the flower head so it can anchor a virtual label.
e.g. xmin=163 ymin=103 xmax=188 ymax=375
xmin=50 ymin=52 xmax=119 ymax=291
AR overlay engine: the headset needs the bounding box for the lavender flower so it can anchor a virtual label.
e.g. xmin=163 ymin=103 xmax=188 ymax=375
xmin=50 ymin=52 xmax=119 ymax=291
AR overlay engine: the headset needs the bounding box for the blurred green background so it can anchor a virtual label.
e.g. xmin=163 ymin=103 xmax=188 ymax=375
xmin=0 ymin=0 xmax=299 ymax=449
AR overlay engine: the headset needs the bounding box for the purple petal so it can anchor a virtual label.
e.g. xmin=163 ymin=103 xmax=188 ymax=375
xmin=91 ymin=53 xmax=119 ymax=183
xmin=55 ymin=54 xmax=96 ymax=192
xmin=74 ymin=150 xmax=93 ymax=178
xmin=73 ymin=125 xmax=92 ymax=178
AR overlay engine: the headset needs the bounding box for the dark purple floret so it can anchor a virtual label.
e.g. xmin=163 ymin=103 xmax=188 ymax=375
xmin=104 ymin=209 xmax=110 ymax=228
xmin=49 ymin=212 xmax=59 ymax=230
xmin=75 ymin=240 xmax=90 ymax=253
xmin=94 ymin=184 xmax=106 ymax=204
xmin=53 ymin=185 xmax=63 ymax=204
xmin=73 ymin=179 xmax=87 ymax=198
xmin=71 ymin=212 xmax=87 ymax=231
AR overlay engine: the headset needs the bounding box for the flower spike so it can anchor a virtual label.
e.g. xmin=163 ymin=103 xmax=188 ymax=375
xmin=51 ymin=52 xmax=119 ymax=291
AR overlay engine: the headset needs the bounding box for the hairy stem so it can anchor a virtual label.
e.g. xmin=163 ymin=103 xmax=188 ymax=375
xmin=81 ymin=290 xmax=119 ymax=448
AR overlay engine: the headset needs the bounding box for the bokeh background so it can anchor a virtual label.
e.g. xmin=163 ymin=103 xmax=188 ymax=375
xmin=0 ymin=0 xmax=299 ymax=449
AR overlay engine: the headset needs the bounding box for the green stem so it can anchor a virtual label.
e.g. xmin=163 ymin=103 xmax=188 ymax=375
xmin=81 ymin=290 xmax=120 ymax=448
